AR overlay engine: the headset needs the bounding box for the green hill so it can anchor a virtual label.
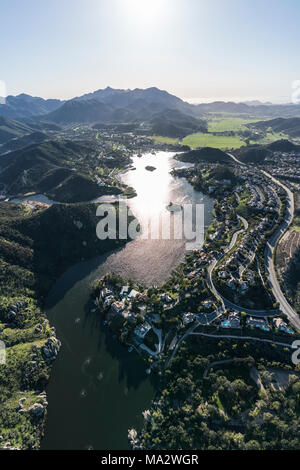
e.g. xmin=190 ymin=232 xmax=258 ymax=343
xmin=251 ymin=117 xmax=300 ymax=138
xmin=175 ymin=147 xmax=232 ymax=164
xmin=0 ymin=117 xmax=34 ymax=144
xmin=267 ymin=139 xmax=300 ymax=152
xmin=0 ymin=201 xmax=132 ymax=449
xmin=0 ymin=131 xmax=49 ymax=154
xmin=234 ymin=146 xmax=271 ymax=163
xmin=149 ymin=109 xmax=207 ymax=138
xmin=0 ymin=140 xmax=121 ymax=202
xmin=46 ymin=99 xmax=116 ymax=124
xmin=234 ymin=139 xmax=300 ymax=163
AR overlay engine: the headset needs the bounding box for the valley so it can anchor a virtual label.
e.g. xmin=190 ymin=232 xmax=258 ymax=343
xmin=0 ymin=86 xmax=300 ymax=451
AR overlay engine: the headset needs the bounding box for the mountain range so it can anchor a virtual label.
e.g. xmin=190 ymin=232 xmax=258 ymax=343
xmin=1 ymin=87 xmax=300 ymax=133
xmin=0 ymin=94 xmax=62 ymax=120
xmin=45 ymin=87 xmax=202 ymax=125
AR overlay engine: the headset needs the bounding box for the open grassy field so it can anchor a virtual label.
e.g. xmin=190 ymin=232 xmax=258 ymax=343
xmin=254 ymin=131 xmax=289 ymax=144
xmin=182 ymin=132 xmax=246 ymax=149
xmin=151 ymin=117 xmax=290 ymax=150
xmin=207 ymin=117 xmax=288 ymax=140
xmin=207 ymin=117 xmax=260 ymax=132
xmin=150 ymin=135 xmax=179 ymax=145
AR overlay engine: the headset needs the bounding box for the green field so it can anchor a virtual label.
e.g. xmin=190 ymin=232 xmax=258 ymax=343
xmin=207 ymin=117 xmax=260 ymax=132
xmin=151 ymin=135 xmax=179 ymax=145
xmin=151 ymin=117 xmax=290 ymax=150
xmin=182 ymin=132 xmax=246 ymax=150
xmin=254 ymin=131 xmax=289 ymax=144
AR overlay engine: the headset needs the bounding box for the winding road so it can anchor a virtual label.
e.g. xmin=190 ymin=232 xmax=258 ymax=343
xmin=262 ymin=171 xmax=300 ymax=330
xmin=206 ymin=215 xmax=248 ymax=305
xmin=226 ymin=153 xmax=300 ymax=331
xmin=190 ymin=331 xmax=295 ymax=349
xmin=206 ymin=215 xmax=279 ymax=317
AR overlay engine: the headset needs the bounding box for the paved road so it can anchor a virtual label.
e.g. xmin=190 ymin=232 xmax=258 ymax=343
xmin=203 ymin=359 xmax=234 ymax=378
xmin=227 ymin=152 xmax=246 ymax=166
xmin=166 ymin=321 xmax=200 ymax=368
xmin=220 ymin=296 xmax=279 ymax=316
xmin=226 ymin=153 xmax=300 ymax=331
xmin=190 ymin=331 xmax=295 ymax=349
xmin=206 ymin=215 xmax=278 ymax=317
xmin=206 ymin=215 xmax=247 ymax=304
xmin=168 ymin=327 xmax=297 ymax=366
xmin=262 ymin=171 xmax=300 ymax=331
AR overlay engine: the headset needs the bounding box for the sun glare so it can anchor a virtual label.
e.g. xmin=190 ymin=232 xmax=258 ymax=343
xmin=123 ymin=0 xmax=168 ymax=27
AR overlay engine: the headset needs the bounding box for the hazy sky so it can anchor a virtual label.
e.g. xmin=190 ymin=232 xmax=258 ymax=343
xmin=1 ymin=0 xmax=300 ymax=102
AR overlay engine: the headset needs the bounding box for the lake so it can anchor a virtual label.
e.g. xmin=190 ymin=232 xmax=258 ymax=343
xmin=41 ymin=152 xmax=214 ymax=450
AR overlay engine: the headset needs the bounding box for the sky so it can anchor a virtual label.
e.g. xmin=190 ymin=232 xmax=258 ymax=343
xmin=1 ymin=0 xmax=300 ymax=103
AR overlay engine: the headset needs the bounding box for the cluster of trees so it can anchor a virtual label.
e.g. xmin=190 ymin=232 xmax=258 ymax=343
xmin=139 ymin=336 xmax=300 ymax=450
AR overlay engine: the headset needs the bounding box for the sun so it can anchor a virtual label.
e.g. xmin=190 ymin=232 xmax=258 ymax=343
xmin=122 ymin=0 xmax=168 ymax=27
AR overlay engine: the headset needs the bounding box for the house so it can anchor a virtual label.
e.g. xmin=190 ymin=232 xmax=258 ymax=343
xmin=209 ymin=230 xmax=222 ymax=242
xmin=134 ymin=322 xmax=151 ymax=339
xmin=218 ymin=270 xmax=228 ymax=279
xmin=101 ymin=288 xmax=114 ymax=299
xmin=103 ymin=295 xmax=114 ymax=308
xmin=120 ymin=285 xmax=129 ymax=298
xmin=120 ymin=309 xmax=131 ymax=319
xmin=221 ymin=318 xmax=230 ymax=328
xmin=239 ymin=281 xmax=249 ymax=293
xmin=203 ymin=300 xmax=213 ymax=309
xmin=228 ymin=312 xmax=241 ymax=328
xmin=226 ymin=278 xmax=236 ymax=290
xmin=187 ymin=271 xmax=197 ymax=280
xmin=128 ymin=289 xmax=139 ymax=300
xmin=221 ymin=312 xmax=240 ymax=328
xmin=137 ymin=303 xmax=147 ymax=316
xmin=273 ymin=318 xmax=294 ymax=334
xmin=95 ymin=176 xmax=104 ymax=187
xmin=247 ymin=316 xmax=270 ymax=331
xmin=161 ymin=293 xmax=172 ymax=304
xmin=182 ymin=312 xmax=196 ymax=325
xmin=138 ymin=292 xmax=148 ymax=302
xmin=111 ymin=301 xmax=125 ymax=315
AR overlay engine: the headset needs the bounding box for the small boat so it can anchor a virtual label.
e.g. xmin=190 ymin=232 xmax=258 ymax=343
xmin=166 ymin=201 xmax=183 ymax=212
